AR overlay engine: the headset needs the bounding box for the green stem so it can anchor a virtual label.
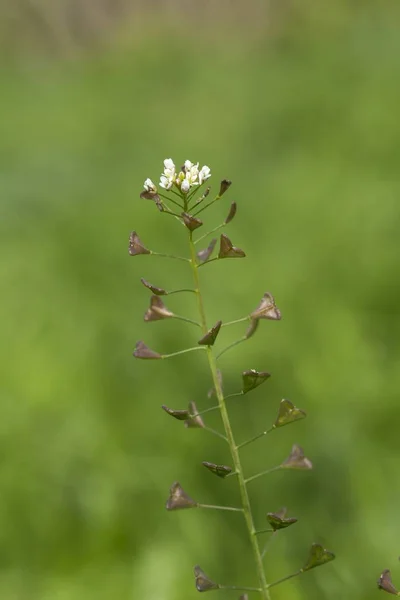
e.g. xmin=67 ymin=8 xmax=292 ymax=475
xmin=167 ymin=288 xmax=196 ymax=295
xmin=224 ymin=391 xmax=244 ymax=401
xmin=173 ymin=315 xmax=201 ymax=327
xmin=197 ymin=256 xmax=219 ymax=268
xmin=221 ymin=585 xmax=262 ymax=592
xmin=162 ymin=346 xmax=206 ymax=359
xmin=198 ymin=504 xmax=243 ymax=512
xmin=150 ymin=251 xmax=190 ymax=262
xmin=261 ymin=531 xmax=278 ymax=559
xmin=216 ymin=337 xmax=246 ymax=359
xmin=187 ymin=231 xmax=271 ymax=600
xmin=267 ymin=570 xmax=302 ymax=589
xmin=192 ymin=196 xmax=219 ymax=217
xmin=245 ymin=465 xmax=281 ymax=484
xmin=237 ymin=428 xmax=273 ymax=450
xmin=222 ymin=316 xmax=251 ymax=327
xmin=157 ymin=192 xmax=183 ymax=210
xmin=194 ymin=222 xmax=224 ymax=245
xmin=254 ymin=528 xmax=274 ymax=535
xmin=203 ymin=426 xmax=228 ymax=443
xmin=192 ymin=405 xmax=219 ymax=417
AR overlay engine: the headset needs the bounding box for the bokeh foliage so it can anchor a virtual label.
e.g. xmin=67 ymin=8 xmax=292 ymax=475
xmin=1 ymin=1 xmax=400 ymax=599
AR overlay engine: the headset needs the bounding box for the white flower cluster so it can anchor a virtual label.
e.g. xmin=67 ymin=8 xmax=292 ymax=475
xmin=143 ymin=158 xmax=211 ymax=194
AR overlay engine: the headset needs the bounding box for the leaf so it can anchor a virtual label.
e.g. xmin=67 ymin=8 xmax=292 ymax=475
xmin=197 ymin=238 xmax=217 ymax=263
xmin=140 ymin=278 xmax=167 ymax=295
xmin=128 ymin=231 xmax=151 ymax=256
xmin=273 ymin=399 xmax=306 ymax=429
xmin=194 ymin=565 xmax=220 ymax=592
xmin=198 ymin=320 xmax=222 ymax=346
xmin=267 ymin=511 xmax=298 ymax=531
xmin=218 ymin=234 xmax=246 ymax=259
xmin=202 ymin=461 xmax=232 ymax=478
xmin=133 ymin=340 xmax=161 ymax=359
xmin=144 ymin=295 xmax=174 ymax=321
xmin=161 ymin=405 xmax=189 ymax=421
xmin=377 ymin=570 xmax=400 ymax=595
xmin=182 ymin=212 xmax=203 ymax=231
xmin=251 ymin=292 xmax=281 ymax=320
xmin=302 ymin=543 xmax=335 ymax=571
xmin=242 ymin=369 xmax=271 ymax=394
xmin=166 ymin=482 xmax=197 ymax=511
xmin=184 ymin=401 xmax=205 ymax=429
xmin=281 ymin=444 xmax=313 ymax=470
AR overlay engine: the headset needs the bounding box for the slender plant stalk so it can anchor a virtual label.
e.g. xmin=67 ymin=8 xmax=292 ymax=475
xmin=187 ymin=230 xmax=271 ymax=600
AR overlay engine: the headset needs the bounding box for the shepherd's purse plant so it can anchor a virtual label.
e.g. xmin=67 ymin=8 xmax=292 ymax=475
xmin=130 ymin=158 xmax=335 ymax=598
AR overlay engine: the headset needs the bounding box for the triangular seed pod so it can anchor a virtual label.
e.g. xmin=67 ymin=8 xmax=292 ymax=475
xmin=144 ymin=295 xmax=174 ymax=321
xmin=182 ymin=212 xmax=203 ymax=231
xmin=128 ymin=231 xmax=151 ymax=256
xmin=161 ymin=405 xmax=189 ymax=421
xmin=185 ymin=401 xmax=205 ymax=428
xmin=139 ymin=190 xmax=163 ymax=211
xmin=166 ymin=482 xmax=198 ymax=510
xmin=202 ymin=461 xmax=232 ymax=478
xmin=219 ymin=179 xmax=232 ymax=197
xmin=377 ymin=570 xmax=400 ymax=595
xmin=281 ymin=444 xmax=313 ymax=470
xmin=242 ymin=369 xmax=271 ymax=394
xmin=239 ymin=596 xmax=249 ymax=600
xmin=224 ymin=202 xmax=237 ymax=224
xmin=133 ymin=340 xmax=162 ymax=359
xmin=267 ymin=511 xmax=298 ymax=531
xmin=194 ymin=565 xmax=220 ymax=592
xmin=251 ymin=292 xmax=281 ymax=321
xmin=140 ymin=278 xmax=167 ymax=295
xmin=198 ymin=320 xmax=222 ymax=346
xmin=218 ymin=234 xmax=246 ymax=259
xmin=302 ymin=543 xmax=335 ymax=571
xmin=273 ymin=399 xmax=306 ymax=429
xmin=197 ymin=238 xmax=217 ymax=263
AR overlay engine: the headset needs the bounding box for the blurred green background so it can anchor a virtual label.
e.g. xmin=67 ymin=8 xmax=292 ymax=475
xmin=1 ymin=1 xmax=400 ymax=599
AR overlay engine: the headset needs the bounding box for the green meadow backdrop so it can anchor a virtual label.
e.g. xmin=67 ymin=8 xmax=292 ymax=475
xmin=1 ymin=2 xmax=400 ymax=599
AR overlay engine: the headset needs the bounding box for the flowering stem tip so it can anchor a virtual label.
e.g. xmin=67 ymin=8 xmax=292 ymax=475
xmin=131 ymin=157 xmax=335 ymax=600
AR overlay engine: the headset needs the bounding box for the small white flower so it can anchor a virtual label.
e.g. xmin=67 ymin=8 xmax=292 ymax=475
xmin=198 ymin=165 xmax=211 ymax=184
xmin=181 ymin=179 xmax=190 ymax=193
xmin=160 ymin=174 xmax=173 ymax=190
xmin=144 ymin=178 xmax=157 ymax=192
xmin=183 ymin=160 xmax=200 ymax=188
xmin=164 ymin=158 xmax=175 ymax=171
xmin=160 ymin=158 xmax=176 ymax=190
